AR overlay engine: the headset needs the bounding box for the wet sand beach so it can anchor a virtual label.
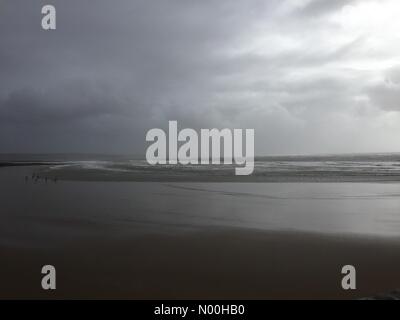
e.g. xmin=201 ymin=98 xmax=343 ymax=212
xmin=1 ymin=160 xmax=400 ymax=299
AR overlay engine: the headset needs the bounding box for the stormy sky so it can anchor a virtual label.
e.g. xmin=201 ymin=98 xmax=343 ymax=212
xmin=1 ymin=0 xmax=400 ymax=155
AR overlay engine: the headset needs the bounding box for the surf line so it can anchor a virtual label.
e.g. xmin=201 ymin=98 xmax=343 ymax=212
xmin=145 ymin=121 xmax=254 ymax=175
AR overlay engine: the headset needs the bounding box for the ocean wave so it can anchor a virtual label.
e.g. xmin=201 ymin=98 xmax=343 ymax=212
xmin=4 ymin=153 xmax=400 ymax=182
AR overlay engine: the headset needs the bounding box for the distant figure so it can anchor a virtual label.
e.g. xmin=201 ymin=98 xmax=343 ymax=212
xmin=45 ymin=177 xmax=48 ymax=183
xmin=54 ymin=177 xmax=58 ymax=184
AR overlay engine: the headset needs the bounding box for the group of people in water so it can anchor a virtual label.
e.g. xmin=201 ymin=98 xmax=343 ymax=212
xmin=25 ymin=173 xmax=58 ymax=184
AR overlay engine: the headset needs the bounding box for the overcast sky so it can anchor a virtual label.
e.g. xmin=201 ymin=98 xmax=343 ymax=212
xmin=1 ymin=0 xmax=400 ymax=155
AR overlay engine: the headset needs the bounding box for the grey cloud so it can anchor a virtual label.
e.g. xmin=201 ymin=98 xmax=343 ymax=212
xmin=0 ymin=0 xmax=398 ymax=155
xmin=297 ymin=0 xmax=360 ymax=17
xmin=368 ymin=67 xmax=400 ymax=111
xmin=0 ymin=75 xmax=156 ymax=125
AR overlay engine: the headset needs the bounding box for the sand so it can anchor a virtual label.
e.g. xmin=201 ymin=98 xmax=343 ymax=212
xmin=1 ymin=229 xmax=400 ymax=299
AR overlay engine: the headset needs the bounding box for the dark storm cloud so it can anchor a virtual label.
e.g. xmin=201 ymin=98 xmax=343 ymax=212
xmin=0 ymin=80 xmax=151 ymax=153
xmin=0 ymin=0 xmax=280 ymax=153
xmin=0 ymin=0 xmax=399 ymax=154
xmin=0 ymin=84 xmax=127 ymax=125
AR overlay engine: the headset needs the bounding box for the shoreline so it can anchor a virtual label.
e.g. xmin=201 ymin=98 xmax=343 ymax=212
xmin=35 ymin=165 xmax=400 ymax=183
xmin=3 ymin=157 xmax=400 ymax=183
